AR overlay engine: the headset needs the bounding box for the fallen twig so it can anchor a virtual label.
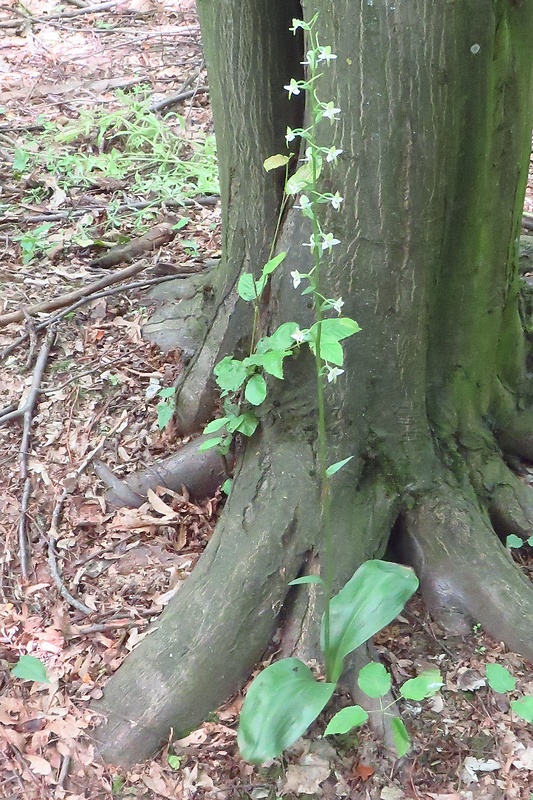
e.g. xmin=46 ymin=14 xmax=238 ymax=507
xmin=0 ymin=196 xmax=218 ymax=227
xmin=90 ymin=222 xmax=174 ymax=268
xmin=0 ymin=1 xmax=126 ymax=29
xmin=0 ymin=266 xmax=210 ymax=360
xmin=149 ymin=86 xmax=209 ymax=113
xmin=47 ymin=418 xmax=125 ymax=615
xmin=0 ymin=260 xmax=150 ymax=327
xmin=17 ymin=327 xmax=57 ymax=579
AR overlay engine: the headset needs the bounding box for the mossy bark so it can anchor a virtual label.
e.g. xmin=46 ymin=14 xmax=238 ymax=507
xmin=93 ymin=0 xmax=533 ymax=766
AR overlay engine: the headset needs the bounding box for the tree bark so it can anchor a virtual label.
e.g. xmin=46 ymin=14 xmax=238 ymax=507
xmin=93 ymin=0 xmax=533 ymax=766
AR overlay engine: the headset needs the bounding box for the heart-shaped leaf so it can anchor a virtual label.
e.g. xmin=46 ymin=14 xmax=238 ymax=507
xmin=11 ymin=655 xmax=50 ymax=684
xmin=400 ymin=669 xmax=443 ymax=701
xmin=511 ymin=695 xmax=533 ymax=723
xmin=238 ymin=658 xmax=335 ymax=764
xmin=486 ymin=664 xmax=515 ymax=694
xmin=324 ymin=705 xmax=368 ymax=735
xmin=322 ymin=561 xmax=418 ymax=682
xmin=358 ymin=662 xmax=391 ymax=699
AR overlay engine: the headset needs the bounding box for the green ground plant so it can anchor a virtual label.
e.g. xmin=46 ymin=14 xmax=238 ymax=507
xmin=7 ymin=87 xmax=219 ymax=260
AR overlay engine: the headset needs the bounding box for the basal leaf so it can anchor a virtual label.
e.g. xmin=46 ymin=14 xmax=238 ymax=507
xmin=238 ymin=658 xmax=335 ymax=764
xmin=391 ymin=717 xmax=410 ymax=757
xmin=357 ymin=662 xmax=391 ymax=699
xmin=289 ymin=575 xmax=324 ymax=586
xmin=486 ymin=663 xmax=515 ymax=694
xmin=322 ymin=561 xmax=418 ymax=682
xmin=324 ymin=705 xmax=368 ymax=736
xmin=11 ymin=655 xmax=50 ymax=684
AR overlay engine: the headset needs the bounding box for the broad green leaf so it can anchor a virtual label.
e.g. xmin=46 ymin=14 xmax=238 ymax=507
xmin=245 ymin=351 xmax=290 ymax=380
xmin=221 ymin=479 xmax=233 ymax=495
xmin=203 ymin=417 xmax=231 ymax=434
xmin=197 ymin=436 xmax=224 ymax=451
xmin=326 ymin=457 xmax=354 ymax=478
xmin=527 ymin=536 xmax=533 ymax=547
xmin=158 ymin=387 xmax=176 ymax=399
xmin=262 ymin=252 xmax=287 ymax=278
xmin=324 ymin=705 xmax=368 ymax=736
xmin=400 ymin=669 xmax=443 ymax=701
xmin=238 ymin=273 xmax=257 ymax=302
xmin=167 ymin=754 xmax=181 ymax=769
xmin=312 ymin=337 xmax=344 ymax=366
xmin=506 ymin=534 xmax=523 ymax=549
xmin=289 ymin=575 xmax=324 ymax=586
xmin=286 ymin=161 xmax=318 ymax=195
xmin=11 ymin=655 xmax=50 ymax=684
xmin=511 ymin=695 xmax=533 ymax=723
xmin=245 ymin=374 xmax=267 ymax=406
xmin=112 ymin=776 xmax=125 ymax=795
xmin=322 ymin=561 xmax=418 ymax=682
xmin=238 ymin=658 xmax=335 ymax=764
xmin=156 ymin=401 xmax=174 ymax=430
xmin=390 ymin=718 xmax=410 ymax=757
xmin=358 ymin=662 xmax=391 ymax=699
xmin=256 ymin=253 xmax=287 ymax=295
xmin=486 ymin=663 xmax=515 ymax=694
xmin=214 ymin=357 xmax=248 ymax=392
xmin=311 ymin=317 xmax=361 ymax=341
xmin=234 ymin=411 xmax=259 ymax=437
xmin=256 ymin=322 xmax=299 ymax=354
xmin=264 ymin=154 xmax=290 ymax=172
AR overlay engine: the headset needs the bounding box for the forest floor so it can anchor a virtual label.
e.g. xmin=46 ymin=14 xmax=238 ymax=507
xmin=1 ymin=2 xmax=533 ymax=799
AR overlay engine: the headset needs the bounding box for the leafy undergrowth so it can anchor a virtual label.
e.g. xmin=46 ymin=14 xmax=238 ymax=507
xmin=1 ymin=2 xmax=533 ymax=799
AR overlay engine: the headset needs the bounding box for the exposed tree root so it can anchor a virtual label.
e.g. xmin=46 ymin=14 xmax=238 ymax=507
xmin=95 ymin=435 xmax=232 ymax=509
xmin=471 ymin=456 xmax=533 ymax=540
xmin=401 ymin=481 xmax=533 ymax=662
xmin=343 ymin=643 xmax=400 ymax=755
xmin=93 ymin=437 xmax=320 ymax=766
xmin=494 ymin=406 xmax=533 ymax=462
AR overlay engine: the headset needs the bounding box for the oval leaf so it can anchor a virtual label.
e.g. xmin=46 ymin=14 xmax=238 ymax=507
xmin=214 ymin=357 xmax=248 ymax=392
xmin=322 ymin=561 xmax=418 ymax=682
xmin=11 ymin=655 xmax=50 ymax=684
xmin=486 ymin=663 xmax=516 ymax=694
xmin=506 ymin=534 xmax=523 ymax=549
xmin=264 ymin=154 xmax=290 ymax=172
xmin=511 ymin=695 xmax=533 ymax=723
xmin=391 ymin=717 xmax=410 ymax=757
xmin=238 ymin=658 xmax=335 ymax=764
xmin=324 ymin=705 xmax=368 ymax=736
xmin=238 ymin=274 xmax=257 ymax=302
xmin=400 ymin=669 xmax=443 ymax=701
xmin=358 ymin=662 xmax=391 ymax=699
xmin=203 ymin=417 xmax=230 ymax=434
xmin=245 ymin=374 xmax=267 ymax=406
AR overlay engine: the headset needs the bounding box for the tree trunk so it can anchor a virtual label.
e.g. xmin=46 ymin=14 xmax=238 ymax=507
xmin=92 ymin=0 xmax=533 ymax=766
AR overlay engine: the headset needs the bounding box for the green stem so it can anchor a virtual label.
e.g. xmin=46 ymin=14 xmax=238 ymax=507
xmin=307 ymin=63 xmax=334 ymax=681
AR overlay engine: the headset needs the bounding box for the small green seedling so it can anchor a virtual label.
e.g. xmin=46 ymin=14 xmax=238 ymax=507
xmin=156 ymin=387 xmax=176 ymax=430
xmin=11 ymin=654 xmax=50 ymax=684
